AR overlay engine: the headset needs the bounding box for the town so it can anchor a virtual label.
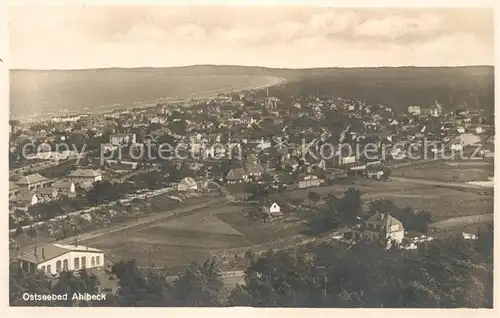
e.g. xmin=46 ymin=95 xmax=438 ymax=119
xmin=9 ymin=84 xmax=494 ymax=293
xmin=8 ymin=5 xmax=494 ymax=309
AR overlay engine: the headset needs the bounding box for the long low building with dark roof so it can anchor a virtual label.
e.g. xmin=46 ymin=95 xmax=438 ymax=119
xmin=16 ymin=242 xmax=105 ymax=276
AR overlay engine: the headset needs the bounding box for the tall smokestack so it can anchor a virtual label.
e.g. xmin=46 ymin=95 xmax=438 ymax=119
xmin=42 ymin=248 xmax=45 ymax=259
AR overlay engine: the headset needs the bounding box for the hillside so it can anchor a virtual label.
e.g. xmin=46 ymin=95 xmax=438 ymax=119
xmin=10 ymin=65 xmax=494 ymax=120
xmin=269 ymin=66 xmax=495 ymax=116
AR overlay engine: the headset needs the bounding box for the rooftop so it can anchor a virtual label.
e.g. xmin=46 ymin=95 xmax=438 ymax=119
xmin=16 ymin=173 xmax=48 ymax=186
xmin=16 ymin=243 xmax=104 ymax=264
xmin=69 ymin=169 xmax=102 ymax=178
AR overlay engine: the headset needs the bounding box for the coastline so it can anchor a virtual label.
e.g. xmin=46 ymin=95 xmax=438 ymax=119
xmin=10 ymin=76 xmax=287 ymax=124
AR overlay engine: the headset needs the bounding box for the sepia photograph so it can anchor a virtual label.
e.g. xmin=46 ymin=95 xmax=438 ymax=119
xmin=7 ymin=2 xmax=495 ymax=309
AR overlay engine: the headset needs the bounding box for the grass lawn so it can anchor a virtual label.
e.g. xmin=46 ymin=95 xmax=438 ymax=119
xmin=90 ymin=208 xmax=251 ymax=273
xmin=215 ymin=209 xmax=308 ymax=245
xmin=362 ymin=186 xmax=493 ymax=222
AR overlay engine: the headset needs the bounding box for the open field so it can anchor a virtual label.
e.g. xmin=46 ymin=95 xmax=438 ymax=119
xmin=52 ymin=175 xmax=492 ymax=272
xmin=89 ymin=204 xmax=251 ymax=273
xmin=215 ymin=210 xmax=308 ymax=246
xmin=392 ymin=160 xmax=494 ymax=183
xmin=431 ymin=219 xmax=493 ymax=238
xmin=277 ymin=178 xmax=493 ymax=222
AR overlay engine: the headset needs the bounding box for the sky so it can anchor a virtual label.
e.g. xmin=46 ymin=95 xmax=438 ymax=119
xmin=9 ymin=6 xmax=494 ymax=69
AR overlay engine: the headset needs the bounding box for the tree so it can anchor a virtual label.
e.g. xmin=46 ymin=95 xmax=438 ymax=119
xmin=52 ymin=270 xmax=100 ymax=306
xmin=9 ymin=263 xmax=53 ymax=306
xmin=14 ymin=226 xmax=23 ymax=237
xmin=246 ymin=184 xmax=268 ymax=201
xmin=229 ymin=232 xmax=493 ymax=308
xmin=86 ymin=181 xmax=121 ymax=206
xmin=112 ymin=259 xmax=172 ymax=306
xmin=339 ymin=188 xmax=362 ymax=224
xmin=170 ymin=258 xmax=224 ymax=306
xmin=308 ymin=191 xmax=321 ymax=207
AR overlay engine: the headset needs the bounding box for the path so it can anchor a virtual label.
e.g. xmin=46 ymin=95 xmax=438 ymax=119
xmin=390 ymin=177 xmax=493 ymax=189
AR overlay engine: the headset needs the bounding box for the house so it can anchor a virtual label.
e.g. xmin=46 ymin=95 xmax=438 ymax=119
xmin=407 ymin=105 xmax=421 ymax=116
xmin=363 ymin=212 xmax=405 ymax=245
xmin=68 ymin=169 xmax=103 ymax=188
xmin=150 ymin=116 xmax=167 ymax=125
xmin=450 ymin=142 xmax=463 ymax=151
xmin=16 ymin=173 xmax=50 ymax=191
xmin=226 ymin=168 xmax=247 ymax=184
xmin=457 ymin=126 xmax=465 ymax=134
xmin=16 ymin=242 xmax=105 ymax=275
xmin=107 ymin=160 xmax=137 ymax=173
xmin=462 ymin=232 xmax=478 ymax=240
xmin=298 ymin=174 xmax=323 ymax=189
xmin=476 ymin=127 xmax=484 ymax=134
xmin=338 ymin=154 xmax=356 ymax=165
xmin=109 ymin=133 xmax=136 ymax=146
xmin=51 ymin=179 xmax=76 ymax=196
xmin=178 ymin=177 xmax=198 ymax=191
xmin=281 ymin=156 xmax=300 ymax=171
xmin=36 ymin=187 xmax=58 ymax=202
xmin=389 ymin=119 xmax=399 ymax=126
xmin=15 ymin=191 xmax=39 ymax=206
xmin=366 ymin=170 xmax=384 ymax=180
xmin=429 ymin=102 xmax=443 ymax=117
xmin=246 ymin=163 xmax=264 ymax=177
xmin=262 ymin=202 xmax=283 ymax=219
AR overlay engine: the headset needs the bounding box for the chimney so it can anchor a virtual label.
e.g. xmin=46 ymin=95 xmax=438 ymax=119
xmin=41 ymin=248 xmax=45 ymax=259
xmin=383 ymin=211 xmax=389 ymax=237
xmin=33 ymin=246 xmax=37 ymax=257
xmin=74 ymin=238 xmax=78 ymax=247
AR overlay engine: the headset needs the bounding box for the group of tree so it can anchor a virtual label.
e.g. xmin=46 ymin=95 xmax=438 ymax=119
xmin=368 ymin=199 xmax=432 ymax=233
xmin=306 ymin=188 xmax=431 ymax=235
xmin=10 ymin=224 xmax=493 ymax=307
xmin=10 ymin=263 xmax=102 ymax=307
xmin=229 ymin=229 xmax=493 ymax=308
xmin=86 ymin=181 xmax=123 ymax=206
xmin=307 ymin=188 xmax=363 ymax=234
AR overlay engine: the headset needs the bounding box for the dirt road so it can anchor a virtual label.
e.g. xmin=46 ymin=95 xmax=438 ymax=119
xmin=390 ymin=177 xmax=493 ymax=189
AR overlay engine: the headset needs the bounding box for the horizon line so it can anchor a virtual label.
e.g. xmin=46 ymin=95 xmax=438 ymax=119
xmin=10 ymin=63 xmax=494 ymax=72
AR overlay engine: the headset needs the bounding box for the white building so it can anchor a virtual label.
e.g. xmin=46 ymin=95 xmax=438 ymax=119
xmin=407 ymin=105 xmax=421 ymax=115
xmin=51 ymin=115 xmax=81 ymax=123
xmin=16 ymin=173 xmax=50 ymax=191
xmin=429 ymin=102 xmax=443 ymax=117
xmin=16 ymin=243 xmax=105 ymax=275
xmin=178 ymin=177 xmax=198 ymax=191
xmin=339 ymin=155 xmax=356 ymax=165
xmin=262 ymin=202 xmax=283 ymax=218
xmin=68 ymin=169 xmax=103 ymax=188
xmin=298 ymin=175 xmax=323 ymax=188
xmin=51 ymin=179 xmax=76 ymax=195
xmin=362 ymin=212 xmax=405 ymax=246
xmin=109 ymin=133 xmax=137 ymax=146
xmin=15 ymin=191 xmax=39 ymax=206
